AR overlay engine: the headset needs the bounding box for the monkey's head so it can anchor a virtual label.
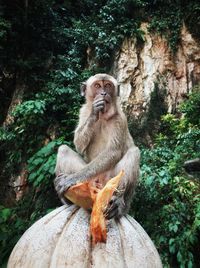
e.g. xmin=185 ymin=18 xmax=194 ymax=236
xmin=81 ymin=74 xmax=119 ymax=112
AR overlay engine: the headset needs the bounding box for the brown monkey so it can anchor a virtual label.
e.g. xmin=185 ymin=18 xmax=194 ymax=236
xmin=54 ymin=73 xmax=140 ymax=219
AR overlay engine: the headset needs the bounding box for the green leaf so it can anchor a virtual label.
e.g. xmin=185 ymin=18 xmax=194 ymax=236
xmin=0 ymin=208 xmax=11 ymax=221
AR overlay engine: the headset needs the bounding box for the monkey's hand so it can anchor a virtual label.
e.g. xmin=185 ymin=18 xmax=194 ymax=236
xmin=54 ymin=173 xmax=78 ymax=200
xmin=104 ymin=195 xmax=126 ymax=220
xmin=92 ymin=96 xmax=105 ymax=117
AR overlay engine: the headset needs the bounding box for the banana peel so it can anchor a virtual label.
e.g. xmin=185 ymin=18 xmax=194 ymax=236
xmin=64 ymin=170 xmax=124 ymax=245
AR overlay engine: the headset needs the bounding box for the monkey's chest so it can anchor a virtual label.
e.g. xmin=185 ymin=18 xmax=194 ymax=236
xmin=85 ymin=125 xmax=109 ymax=162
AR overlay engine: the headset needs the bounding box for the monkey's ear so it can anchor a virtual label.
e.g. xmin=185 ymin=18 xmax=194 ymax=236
xmin=117 ymin=84 xmax=120 ymax=96
xmin=80 ymin=82 xmax=86 ymax=97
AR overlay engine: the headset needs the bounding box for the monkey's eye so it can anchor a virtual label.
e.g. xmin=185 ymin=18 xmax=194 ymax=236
xmin=105 ymin=83 xmax=112 ymax=89
xmin=94 ymin=83 xmax=101 ymax=89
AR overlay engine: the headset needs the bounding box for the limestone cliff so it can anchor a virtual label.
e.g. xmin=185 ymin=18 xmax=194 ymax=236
xmin=113 ymin=23 xmax=200 ymax=119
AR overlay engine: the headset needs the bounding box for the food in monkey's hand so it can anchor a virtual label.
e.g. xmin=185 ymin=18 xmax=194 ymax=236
xmin=64 ymin=170 xmax=124 ymax=245
xmin=90 ymin=170 xmax=124 ymax=245
xmin=64 ymin=180 xmax=100 ymax=210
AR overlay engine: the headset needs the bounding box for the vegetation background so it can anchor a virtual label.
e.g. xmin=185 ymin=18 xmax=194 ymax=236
xmin=0 ymin=1 xmax=199 ymax=267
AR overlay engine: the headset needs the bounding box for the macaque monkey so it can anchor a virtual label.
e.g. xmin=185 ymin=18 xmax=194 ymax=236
xmin=54 ymin=73 xmax=140 ymax=219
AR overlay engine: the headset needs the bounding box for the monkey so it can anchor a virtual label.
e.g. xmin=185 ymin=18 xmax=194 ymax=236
xmin=54 ymin=73 xmax=140 ymax=219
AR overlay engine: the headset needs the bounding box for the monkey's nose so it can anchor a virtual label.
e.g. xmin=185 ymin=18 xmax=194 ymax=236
xmin=101 ymin=92 xmax=107 ymax=96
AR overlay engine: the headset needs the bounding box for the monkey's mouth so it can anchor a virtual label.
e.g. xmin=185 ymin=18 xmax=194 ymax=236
xmin=104 ymin=96 xmax=111 ymax=104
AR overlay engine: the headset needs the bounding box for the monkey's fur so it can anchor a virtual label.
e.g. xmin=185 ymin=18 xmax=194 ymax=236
xmin=54 ymin=74 xmax=140 ymax=219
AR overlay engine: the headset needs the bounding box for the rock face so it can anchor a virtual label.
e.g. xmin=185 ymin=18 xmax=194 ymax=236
xmin=113 ymin=23 xmax=200 ymax=117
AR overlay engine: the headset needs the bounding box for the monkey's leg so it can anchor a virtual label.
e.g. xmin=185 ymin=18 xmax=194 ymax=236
xmin=106 ymin=146 xmax=140 ymax=219
xmin=55 ymin=145 xmax=87 ymax=204
xmin=55 ymin=144 xmax=86 ymax=176
xmin=115 ymin=145 xmax=140 ymax=190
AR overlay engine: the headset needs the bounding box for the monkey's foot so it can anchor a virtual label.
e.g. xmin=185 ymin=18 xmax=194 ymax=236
xmin=104 ymin=195 xmax=125 ymax=220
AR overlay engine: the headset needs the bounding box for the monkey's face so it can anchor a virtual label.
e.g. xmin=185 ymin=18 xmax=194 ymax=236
xmin=91 ymin=80 xmax=114 ymax=102
xmin=84 ymin=74 xmax=118 ymax=111
xmin=89 ymin=79 xmax=116 ymax=113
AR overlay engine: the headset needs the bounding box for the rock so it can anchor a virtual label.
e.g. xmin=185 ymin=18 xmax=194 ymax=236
xmin=8 ymin=205 xmax=163 ymax=268
xmin=113 ymin=23 xmax=200 ymax=116
xmin=184 ymin=158 xmax=200 ymax=173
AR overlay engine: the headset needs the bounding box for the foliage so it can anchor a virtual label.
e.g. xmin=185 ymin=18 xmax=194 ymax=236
xmin=28 ymin=140 xmax=63 ymax=186
xmin=148 ymin=0 xmax=200 ymax=50
xmin=148 ymin=1 xmax=182 ymax=51
xmin=181 ymin=89 xmax=200 ymax=126
xmin=185 ymin=1 xmax=200 ymax=40
xmin=0 ymin=140 xmax=64 ymax=265
xmin=131 ymin=90 xmax=200 ymax=267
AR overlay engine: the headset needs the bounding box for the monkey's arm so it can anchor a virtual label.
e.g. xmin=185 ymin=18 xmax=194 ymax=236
xmin=55 ymin=118 xmax=126 ymax=197
xmin=105 ymin=145 xmax=140 ymax=219
xmin=74 ymin=114 xmax=96 ymax=155
xmin=54 ymin=146 xmax=123 ymax=198
xmin=74 ymin=97 xmax=106 ymax=154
